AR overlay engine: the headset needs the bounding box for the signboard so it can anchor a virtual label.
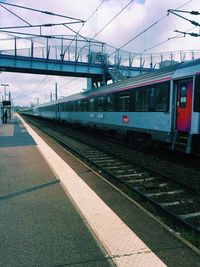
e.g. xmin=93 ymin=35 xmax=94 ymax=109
xmin=3 ymin=101 xmax=11 ymax=106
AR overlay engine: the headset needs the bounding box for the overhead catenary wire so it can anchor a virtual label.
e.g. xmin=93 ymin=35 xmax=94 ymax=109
xmin=1 ymin=0 xmax=136 ymax=96
xmin=168 ymin=9 xmax=200 ymax=15
xmin=168 ymin=9 xmax=200 ymax=27
xmin=59 ymin=0 xmax=107 ymax=63
xmin=58 ymin=0 xmax=136 ymax=90
xmin=0 ymin=22 xmax=85 ymax=31
xmin=0 ymin=1 xmax=85 ymax=22
xmin=2 ymin=0 xmax=196 ymax=103
xmin=175 ymin=30 xmax=200 ymax=37
xmin=58 ymin=0 xmax=107 ymax=90
xmin=119 ymin=25 xmax=197 ymax=67
xmin=0 ymin=29 xmax=103 ymax=44
xmin=108 ymin=0 xmax=194 ymax=57
xmin=0 ymin=3 xmax=31 ymax=26
xmin=36 ymin=1 xmax=107 ymax=93
xmin=93 ymin=0 xmax=135 ymax=39
xmin=68 ymin=0 xmax=136 ymax=65
xmin=0 ymin=2 xmax=88 ymax=43
xmin=108 ymin=14 xmax=168 ymax=57
xmin=25 ymin=1 xmax=107 ymax=96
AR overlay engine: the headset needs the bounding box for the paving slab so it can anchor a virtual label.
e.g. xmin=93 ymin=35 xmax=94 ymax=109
xmin=0 ymin=117 xmax=112 ymax=267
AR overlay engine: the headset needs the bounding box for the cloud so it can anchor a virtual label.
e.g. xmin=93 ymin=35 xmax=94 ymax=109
xmin=0 ymin=0 xmax=199 ymax=106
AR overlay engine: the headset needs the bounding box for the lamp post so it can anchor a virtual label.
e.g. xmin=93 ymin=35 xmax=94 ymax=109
xmin=1 ymin=83 xmax=10 ymax=101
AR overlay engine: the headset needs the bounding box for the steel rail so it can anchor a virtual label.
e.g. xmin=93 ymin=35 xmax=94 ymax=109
xmin=23 ymin=115 xmax=200 ymax=235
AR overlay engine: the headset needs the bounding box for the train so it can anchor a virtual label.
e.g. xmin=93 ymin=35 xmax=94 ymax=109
xmin=21 ymin=58 xmax=200 ymax=154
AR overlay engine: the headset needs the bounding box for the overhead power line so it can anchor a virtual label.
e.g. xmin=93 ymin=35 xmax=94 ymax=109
xmin=0 ymin=2 xmax=86 ymax=39
xmin=25 ymin=1 xmax=107 ymax=95
xmin=109 ymin=14 xmax=168 ymax=57
xmin=58 ymin=0 xmax=107 ymax=91
xmin=108 ymin=0 xmax=196 ymax=56
xmin=0 ymin=3 xmax=31 ymax=26
xmin=86 ymin=0 xmax=106 ymax=22
xmin=0 ymin=29 xmax=102 ymax=44
xmin=168 ymin=9 xmax=200 ymax=15
xmin=168 ymin=9 xmax=200 ymax=27
xmin=93 ymin=0 xmax=135 ymax=39
xmin=175 ymin=30 xmax=200 ymax=37
xmin=168 ymin=5 xmax=200 ymax=38
xmin=0 ymin=1 xmax=85 ymax=23
xmin=0 ymin=22 xmax=82 ymax=31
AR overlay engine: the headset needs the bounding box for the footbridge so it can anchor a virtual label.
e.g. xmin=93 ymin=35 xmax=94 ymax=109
xmin=0 ymin=35 xmax=200 ymax=88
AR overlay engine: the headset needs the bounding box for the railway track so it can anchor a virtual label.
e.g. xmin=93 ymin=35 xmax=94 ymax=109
xmin=23 ymin=115 xmax=200 ymax=238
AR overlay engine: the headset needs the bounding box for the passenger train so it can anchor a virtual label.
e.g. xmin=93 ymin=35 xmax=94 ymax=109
xmin=22 ymin=59 xmax=200 ymax=154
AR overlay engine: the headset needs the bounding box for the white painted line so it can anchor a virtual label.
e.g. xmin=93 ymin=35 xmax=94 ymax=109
xmin=19 ymin=114 xmax=166 ymax=267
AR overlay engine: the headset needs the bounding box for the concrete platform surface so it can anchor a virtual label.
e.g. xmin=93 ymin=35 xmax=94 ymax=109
xmin=0 ymin=116 xmax=113 ymax=267
xmin=0 ymin=114 xmax=200 ymax=267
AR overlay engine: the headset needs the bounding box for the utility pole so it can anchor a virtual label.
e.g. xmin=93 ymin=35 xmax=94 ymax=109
xmin=55 ymin=82 xmax=58 ymax=100
xmin=50 ymin=92 xmax=52 ymax=102
xmin=8 ymin=91 xmax=11 ymax=119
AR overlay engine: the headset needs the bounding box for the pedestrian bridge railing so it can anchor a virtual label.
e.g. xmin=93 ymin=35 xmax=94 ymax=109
xmin=0 ymin=34 xmax=200 ymax=71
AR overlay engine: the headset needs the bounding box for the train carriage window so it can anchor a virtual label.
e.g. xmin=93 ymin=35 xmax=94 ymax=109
xmin=69 ymin=101 xmax=72 ymax=111
xmin=82 ymin=99 xmax=88 ymax=111
xmin=150 ymin=83 xmax=169 ymax=111
xmin=106 ymin=95 xmax=115 ymax=111
xmin=119 ymin=93 xmax=130 ymax=112
xmin=60 ymin=102 xmax=68 ymax=112
xmin=97 ymin=96 xmax=104 ymax=112
xmin=89 ymin=98 xmax=95 ymax=112
xmin=66 ymin=102 xmax=70 ymax=111
xmin=69 ymin=102 xmax=72 ymax=112
xmin=135 ymin=88 xmax=149 ymax=111
xmin=45 ymin=104 xmax=56 ymax=112
xmin=149 ymin=87 xmax=156 ymax=110
xmin=194 ymin=75 xmax=200 ymax=112
xmin=64 ymin=102 xmax=69 ymax=111
xmin=179 ymin=85 xmax=187 ymax=108
xmin=70 ymin=101 xmax=75 ymax=112
xmin=77 ymin=100 xmax=82 ymax=111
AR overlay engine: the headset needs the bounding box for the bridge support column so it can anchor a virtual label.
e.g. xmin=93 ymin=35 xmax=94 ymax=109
xmin=87 ymin=78 xmax=93 ymax=90
xmin=87 ymin=76 xmax=107 ymax=91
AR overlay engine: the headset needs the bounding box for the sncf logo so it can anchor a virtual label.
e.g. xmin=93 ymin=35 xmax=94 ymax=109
xmin=122 ymin=115 xmax=129 ymax=123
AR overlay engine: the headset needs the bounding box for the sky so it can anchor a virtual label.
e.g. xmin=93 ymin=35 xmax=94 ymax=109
xmin=0 ymin=0 xmax=199 ymax=106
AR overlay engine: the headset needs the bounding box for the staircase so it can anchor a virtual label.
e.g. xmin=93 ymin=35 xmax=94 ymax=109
xmin=171 ymin=131 xmax=193 ymax=153
xmin=107 ymin=66 xmax=127 ymax=82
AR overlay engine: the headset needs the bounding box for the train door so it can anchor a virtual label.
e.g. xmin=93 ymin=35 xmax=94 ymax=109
xmin=176 ymin=79 xmax=193 ymax=132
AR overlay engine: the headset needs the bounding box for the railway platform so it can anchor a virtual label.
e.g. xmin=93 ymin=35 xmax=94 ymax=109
xmin=0 ymin=114 xmax=200 ymax=267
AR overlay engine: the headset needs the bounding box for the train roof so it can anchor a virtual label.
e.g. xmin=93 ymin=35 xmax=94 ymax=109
xmin=37 ymin=58 xmax=200 ymax=107
xmin=83 ymin=58 xmax=200 ymax=97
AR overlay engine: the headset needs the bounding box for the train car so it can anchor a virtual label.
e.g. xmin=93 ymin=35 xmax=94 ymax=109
xmin=22 ymin=58 xmax=200 ymax=153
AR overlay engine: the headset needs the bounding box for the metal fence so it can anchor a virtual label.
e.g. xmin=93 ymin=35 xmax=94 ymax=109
xmin=0 ymin=34 xmax=200 ymax=69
